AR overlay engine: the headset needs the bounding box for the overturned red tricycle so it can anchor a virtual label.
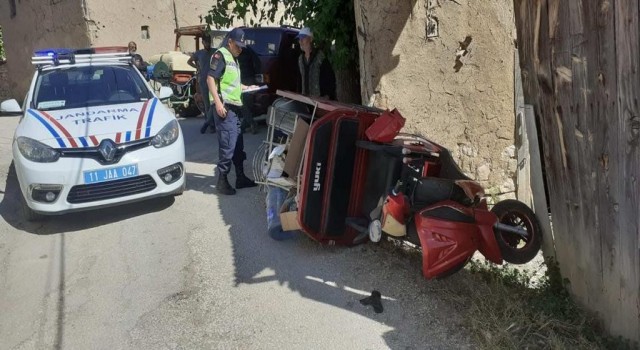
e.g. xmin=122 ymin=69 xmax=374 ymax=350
xmin=265 ymin=91 xmax=542 ymax=279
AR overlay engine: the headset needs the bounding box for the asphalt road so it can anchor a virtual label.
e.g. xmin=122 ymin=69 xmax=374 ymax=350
xmin=0 ymin=115 xmax=473 ymax=350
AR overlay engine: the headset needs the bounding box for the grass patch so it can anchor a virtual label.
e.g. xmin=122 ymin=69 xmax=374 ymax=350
xmin=441 ymin=259 xmax=638 ymax=350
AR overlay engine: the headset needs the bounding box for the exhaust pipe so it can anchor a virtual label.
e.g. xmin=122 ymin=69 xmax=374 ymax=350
xmin=494 ymin=223 xmax=529 ymax=239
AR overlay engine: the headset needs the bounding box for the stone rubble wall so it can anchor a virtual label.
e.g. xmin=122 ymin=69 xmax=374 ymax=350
xmin=354 ymin=0 xmax=518 ymax=196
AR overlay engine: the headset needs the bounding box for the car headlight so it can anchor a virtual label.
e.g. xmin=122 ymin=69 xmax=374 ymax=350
xmin=151 ymin=119 xmax=180 ymax=148
xmin=16 ymin=137 xmax=60 ymax=163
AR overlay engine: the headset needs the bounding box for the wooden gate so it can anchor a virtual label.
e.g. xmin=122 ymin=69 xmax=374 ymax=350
xmin=514 ymin=0 xmax=639 ymax=341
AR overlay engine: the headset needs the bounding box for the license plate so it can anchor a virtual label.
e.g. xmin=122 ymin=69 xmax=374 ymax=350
xmin=83 ymin=164 xmax=138 ymax=184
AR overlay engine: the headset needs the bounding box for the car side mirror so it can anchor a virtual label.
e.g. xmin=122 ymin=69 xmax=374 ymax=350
xmin=158 ymin=86 xmax=173 ymax=100
xmin=1 ymin=99 xmax=22 ymax=115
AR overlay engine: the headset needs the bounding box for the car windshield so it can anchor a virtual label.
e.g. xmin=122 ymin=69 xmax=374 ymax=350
xmin=32 ymin=65 xmax=153 ymax=111
xmin=221 ymin=28 xmax=283 ymax=56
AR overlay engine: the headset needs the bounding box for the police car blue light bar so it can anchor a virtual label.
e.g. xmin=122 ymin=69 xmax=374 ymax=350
xmin=33 ymin=48 xmax=75 ymax=57
xmin=31 ymin=47 xmax=131 ymax=67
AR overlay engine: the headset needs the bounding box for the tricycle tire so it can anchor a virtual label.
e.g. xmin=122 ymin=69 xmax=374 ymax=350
xmin=491 ymin=199 xmax=542 ymax=264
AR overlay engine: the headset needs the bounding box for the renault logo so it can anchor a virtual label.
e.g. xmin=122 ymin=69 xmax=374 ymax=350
xmin=98 ymin=139 xmax=118 ymax=162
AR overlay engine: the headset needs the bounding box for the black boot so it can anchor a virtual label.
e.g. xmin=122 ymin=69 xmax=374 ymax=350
xmin=236 ymin=171 xmax=257 ymax=189
xmin=200 ymin=122 xmax=209 ymax=134
xmin=216 ymin=174 xmax=236 ymax=195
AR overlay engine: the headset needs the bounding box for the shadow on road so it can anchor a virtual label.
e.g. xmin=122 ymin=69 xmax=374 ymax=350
xmin=184 ymin=172 xmax=216 ymax=194
xmin=208 ymin=127 xmax=471 ymax=349
xmin=0 ymin=162 xmax=175 ymax=235
xmin=179 ymin=117 xmax=217 ymax=166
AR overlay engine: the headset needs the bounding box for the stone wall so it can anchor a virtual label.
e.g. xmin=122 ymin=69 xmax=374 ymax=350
xmin=354 ymin=0 xmax=518 ymax=193
xmin=85 ymin=0 xmax=287 ymax=59
xmin=0 ymin=0 xmax=286 ymax=100
xmin=84 ymin=0 xmax=217 ymax=58
xmin=0 ymin=0 xmax=90 ymax=99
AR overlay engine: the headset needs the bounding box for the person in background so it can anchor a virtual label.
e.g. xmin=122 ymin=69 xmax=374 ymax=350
xmin=207 ymin=28 xmax=258 ymax=195
xmin=237 ymin=44 xmax=262 ymax=134
xmin=297 ymin=27 xmax=336 ymax=100
xmin=127 ymin=41 xmax=138 ymax=56
xmin=128 ymin=41 xmax=148 ymax=76
xmin=187 ymin=35 xmax=216 ymax=134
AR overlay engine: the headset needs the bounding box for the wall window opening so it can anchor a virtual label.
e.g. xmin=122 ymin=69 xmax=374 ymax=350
xmin=141 ymin=26 xmax=150 ymax=40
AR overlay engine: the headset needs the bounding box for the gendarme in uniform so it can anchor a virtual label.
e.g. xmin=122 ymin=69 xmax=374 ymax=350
xmin=207 ymin=28 xmax=256 ymax=195
xmin=210 ymin=47 xmax=242 ymax=113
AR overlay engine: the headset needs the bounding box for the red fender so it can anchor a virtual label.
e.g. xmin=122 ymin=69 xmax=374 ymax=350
xmin=413 ymin=201 xmax=504 ymax=278
xmin=414 ymin=201 xmax=480 ymax=279
xmin=473 ymin=208 xmax=503 ymax=264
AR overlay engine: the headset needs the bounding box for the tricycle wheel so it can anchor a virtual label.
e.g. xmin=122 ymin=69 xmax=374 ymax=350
xmin=491 ymin=199 xmax=542 ymax=264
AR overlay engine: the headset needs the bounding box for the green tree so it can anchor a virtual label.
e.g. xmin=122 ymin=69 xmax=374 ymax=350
xmin=204 ymin=0 xmax=361 ymax=103
xmin=0 ymin=26 xmax=5 ymax=62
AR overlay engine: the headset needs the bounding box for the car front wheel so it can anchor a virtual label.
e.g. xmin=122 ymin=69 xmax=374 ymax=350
xmin=20 ymin=194 xmax=44 ymax=222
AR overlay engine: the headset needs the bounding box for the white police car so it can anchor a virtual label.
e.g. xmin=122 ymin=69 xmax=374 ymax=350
xmin=0 ymin=47 xmax=186 ymax=221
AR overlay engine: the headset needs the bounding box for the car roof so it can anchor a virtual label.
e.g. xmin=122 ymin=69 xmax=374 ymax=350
xmin=39 ymin=62 xmax=131 ymax=72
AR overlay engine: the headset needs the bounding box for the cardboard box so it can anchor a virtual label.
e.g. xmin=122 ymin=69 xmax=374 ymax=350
xmin=279 ymin=210 xmax=300 ymax=231
xmin=283 ymin=119 xmax=310 ymax=179
xmin=279 ymin=190 xmax=301 ymax=231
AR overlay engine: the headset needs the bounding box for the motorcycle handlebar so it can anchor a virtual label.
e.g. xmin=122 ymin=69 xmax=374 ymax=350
xmin=392 ymin=180 xmax=403 ymax=196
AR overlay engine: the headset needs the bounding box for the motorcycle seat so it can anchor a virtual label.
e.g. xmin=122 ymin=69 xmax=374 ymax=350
xmin=420 ymin=205 xmax=476 ymax=223
xmin=411 ymin=177 xmax=475 ymax=208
